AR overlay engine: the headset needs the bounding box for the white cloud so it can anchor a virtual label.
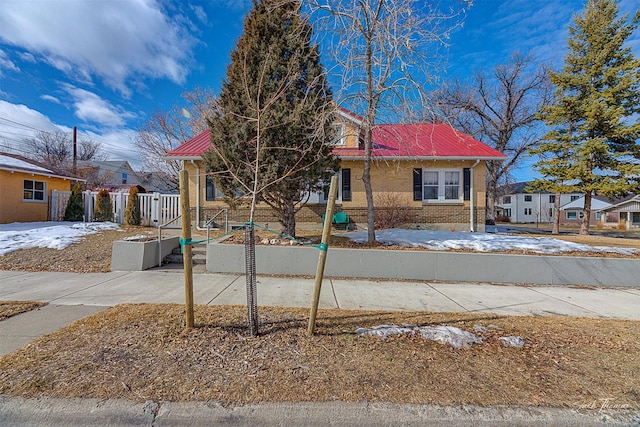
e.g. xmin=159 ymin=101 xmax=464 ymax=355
xmin=40 ymin=95 xmax=61 ymax=104
xmin=0 ymin=100 xmax=142 ymax=168
xmin=0 ymin=0 xmax=196 ymax=95
xmin=0 ymin=100 xmax=63 ymax=154
xmin=0 ymin=49 xmax=18 ymax=75
xmin=190 ymin=5 xmax=208 ymax=24
xmin=83 ymin=128 xmax=143 ymax=169
xmin=64 ymin=86 xmax=136 ymax=128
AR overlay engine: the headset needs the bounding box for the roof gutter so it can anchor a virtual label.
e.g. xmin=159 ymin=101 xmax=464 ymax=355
xmin=335 ymin=155 xmax=507 ymax=161
xmin=1 ymin=167 xmax=86 ymax=181
xmin=190 ymin=160 xmax=200 ymax=229
xmin=469 ymin=159 xmax=480 ymax=232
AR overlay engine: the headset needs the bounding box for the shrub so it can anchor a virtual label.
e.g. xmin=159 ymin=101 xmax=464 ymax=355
xmin=495 ymin=214 xmax=511 ymax=223
xmin=124 ymin=187 xmax=141 ymax=226
xmin=374 ymin=193 xmax=412 ymax=230
xmin=63 ymin=183 xmax=84 ymax=221
xmin=94 ymin=189 xmax=113 ymax=222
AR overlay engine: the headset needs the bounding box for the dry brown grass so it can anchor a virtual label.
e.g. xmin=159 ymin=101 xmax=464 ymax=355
xmin=0 ymin=301 xmax=47 ymax=321
xmin=1 ymin=304 xmax=638 ymax=409
xmin=0 ymin=227 xmax=157 ymax=273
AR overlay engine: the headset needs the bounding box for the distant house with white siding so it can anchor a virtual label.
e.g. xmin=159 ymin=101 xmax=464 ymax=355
xmin=495 ymin=182 xmax=582 ymax=224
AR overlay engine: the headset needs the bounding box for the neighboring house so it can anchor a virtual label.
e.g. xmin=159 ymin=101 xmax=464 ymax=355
xmin=495 ymin=182 xmax=583 ymax=224
xmin=559 ymin=195 xmax=612 ymax=227
xmin=597 ymin=195 xmax=640 ymax=229
xmin=77 ymin=160 xmax=176 ymax=193
xmin=137 ymin=171 xmax=179 ymax=194
xmin=0 ymin=152 xmax=79 ymax=224
xmin=77 ymin=160 xmax=138 ymax=190
xmin=165 ymin=108 xmax=506 ymax=232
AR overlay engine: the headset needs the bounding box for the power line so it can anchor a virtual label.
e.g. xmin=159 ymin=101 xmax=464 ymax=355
xmin=0 ymin=115 xmax=141 ymax=158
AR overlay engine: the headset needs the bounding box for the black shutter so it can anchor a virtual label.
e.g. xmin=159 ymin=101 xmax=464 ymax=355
xmin=463 ymin=168 xmax=471 ymax=201
xmin=341 ymin=169 xmax=351 ymax=201
xmin=413 ymin=168 xmax=422 ymax=201
xmin=206 ymin=176 xmax=215 ymax=201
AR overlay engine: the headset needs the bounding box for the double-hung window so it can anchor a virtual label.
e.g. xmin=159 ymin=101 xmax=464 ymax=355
xmin=23 ymin=179 xmax=46 ymax=202
xmin=332 ymin=122 xmax=346 ymax=146
xmin=416 ymin=169 xmax=462 ymax=202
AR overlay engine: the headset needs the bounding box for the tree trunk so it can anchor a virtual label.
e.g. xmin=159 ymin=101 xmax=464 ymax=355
xmin=485 ymin=183 xmax=496 ymax=223
xmin=580 ymin=192 xmax=592 ymax=235
xmin=485 ymin=161 xmax=500 ymax=222
xmin=552 ymin=190 xmax=561 ymax=235
xmin=363 ymin=126 xmax=376 ymax=245
xmin=281 ymin=199 xmax=297 ymax=238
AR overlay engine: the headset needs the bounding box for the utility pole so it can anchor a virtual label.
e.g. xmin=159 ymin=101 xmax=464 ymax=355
xmin=72 ymin=126 xmax=77 ymax=175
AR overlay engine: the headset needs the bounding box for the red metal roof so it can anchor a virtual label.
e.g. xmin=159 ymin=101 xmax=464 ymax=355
xmin=165 ymin=129 xmax=211 ymax=158
xmin=336 ymin=123 xmax=506 ymax=159
xmin=165 ymin=122 xmax=506 ymax=160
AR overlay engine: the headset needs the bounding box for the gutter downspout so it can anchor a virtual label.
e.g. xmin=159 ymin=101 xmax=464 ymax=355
xmin=469 ymin=159 xmax=480 ymax=232
xmin=190 ymin=160 xmax=200 ymax=229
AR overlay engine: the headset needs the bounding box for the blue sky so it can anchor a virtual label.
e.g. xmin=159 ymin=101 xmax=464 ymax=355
xmin=0 ymin=0 xmax=638 ymax=181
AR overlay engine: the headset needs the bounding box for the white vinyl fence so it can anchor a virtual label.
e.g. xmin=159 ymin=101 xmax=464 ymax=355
xmin=50 ymin=190 xmax=181 ymax=228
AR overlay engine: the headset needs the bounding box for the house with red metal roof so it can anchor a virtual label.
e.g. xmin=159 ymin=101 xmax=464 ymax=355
xmin=165 ymin=108 xmax=506 ymax=232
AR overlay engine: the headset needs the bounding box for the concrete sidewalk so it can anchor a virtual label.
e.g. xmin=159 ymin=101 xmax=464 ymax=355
xmin=2 ymin=269 xmax=640 ymax=356
xmin=1 ymin=270 xmax=640 ymax=426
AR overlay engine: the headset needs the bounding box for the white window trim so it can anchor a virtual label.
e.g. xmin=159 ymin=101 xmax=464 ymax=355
xmin=23 ymin=179 xmax=47 ymax=203
xmin=332 ymin=122 xmax=346 ymax=146
xmin=422 ymin=168 xmax=462 ymax=203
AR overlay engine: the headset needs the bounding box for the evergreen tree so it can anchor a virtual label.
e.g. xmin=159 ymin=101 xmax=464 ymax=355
xmin=94 ymin=189 xmax=113 ymax=222
xmin=124 ymin=186 xmax=141 ymax=226
xmin=203 ymin=0 xmax=338 ymax=238
xmin=533 ymin=0 xmax=640 ymax=235
xmin=63 ymin=183 xmax=84 ymax=221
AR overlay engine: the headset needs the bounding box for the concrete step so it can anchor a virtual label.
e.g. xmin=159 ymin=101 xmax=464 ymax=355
xmin=164 ymin=252 xmax=206 ymax=265
xmin=171 ymin=246 xmax=206 ymax=255
xmin=165 ymin=240 xmax=208 ymax=266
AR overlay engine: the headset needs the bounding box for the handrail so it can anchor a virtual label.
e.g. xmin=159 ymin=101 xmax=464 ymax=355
xmin=201 ymin=208 xmax=229 ymax=243
xmin=158 ymin=214 xmax=182 ymax=267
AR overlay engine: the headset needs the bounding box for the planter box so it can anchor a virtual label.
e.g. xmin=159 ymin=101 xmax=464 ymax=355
xmin=206 ymin=243 xmax=640 ymax=287
xmin=111 ymin=236 xmax=181 ymax=271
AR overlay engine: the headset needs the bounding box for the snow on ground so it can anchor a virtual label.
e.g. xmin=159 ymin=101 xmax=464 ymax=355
xmin=0 ymin=222 xmax=119 ymax=256
xmin=0 ymin=222 xmax=636 ymax=258
xmin=343 ymin=228 xmax=638 ymax=256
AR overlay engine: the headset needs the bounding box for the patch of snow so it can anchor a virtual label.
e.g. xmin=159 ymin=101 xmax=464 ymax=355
xmin=355 ymin=324 xmax=483 ymax=349
xmin=343 ymin=228 xmax=637 ymax=256
xmin=0 ymin=154 xmax=53 ymax=174
xmin=355 ymin=325 xmax=414 ymax=338
xmin=417 ymin=325 xmax=483 ymax=349
xmin=122 ymin=234 xmax=153 ymax=241
xmin=0 ymin=221 xmax=119 ymax=256
xmin=499 ymin=336 xmax=526 ymax=348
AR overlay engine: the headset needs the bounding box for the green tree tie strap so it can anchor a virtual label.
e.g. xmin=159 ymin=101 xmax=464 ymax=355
xmin=179 ymin=237 xmax=208 ymax=253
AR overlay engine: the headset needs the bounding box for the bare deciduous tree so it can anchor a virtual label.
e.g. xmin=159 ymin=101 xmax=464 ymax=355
xmin=134 ymin=86 xmax=219 ymax=191
xmin=435 ymin=53 xmax=552 ymax=221
xmin=23 ymin=130 xmax=103 ymax=173
xmin=309 ymin=0 xmax=469 ymax=244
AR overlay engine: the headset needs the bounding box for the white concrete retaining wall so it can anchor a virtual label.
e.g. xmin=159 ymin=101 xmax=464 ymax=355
xmin=206 ymin=244 xmax=640 ymax=287
xmin=111 ymin=237 xmax=180 ymax=271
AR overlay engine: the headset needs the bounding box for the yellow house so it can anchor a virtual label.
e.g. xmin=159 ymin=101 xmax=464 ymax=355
xmin=165 ymin=108 xmax=506 ymax=232
xmin=0 ymin=152 xmax=77 ymax=224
